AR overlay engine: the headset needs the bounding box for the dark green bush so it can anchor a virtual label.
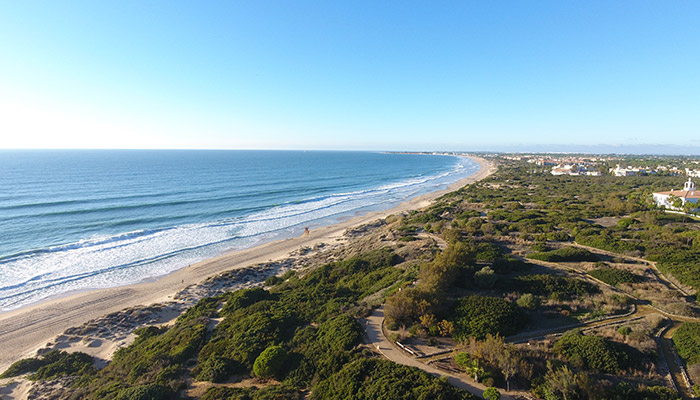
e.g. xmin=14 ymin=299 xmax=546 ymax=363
xmin=312 ymin=358 xmax=476 ymax=400
xmin=529 ymin=246 xmax=598 ymax=262
xmin=589 ymin=268 xmax=643 ymax=286
xmin=0 ymin=350 xmax=94 ymax=380
xmin=510 ymin=274 xmax=598 ymax=299
xmin=114 ymin=384 xmax=172 ymax=400
xmin=451 ymin=295 xmax=526 ymax=340
xmin=673 ymin=322 xmax=700 ymax=364
xmin=554 ymin=329 xmax=632 ymax=373
xmin=253 ymin=346 xmax=288 ymax=379
xmin=265 ymin=275 xmax=284 ymax=286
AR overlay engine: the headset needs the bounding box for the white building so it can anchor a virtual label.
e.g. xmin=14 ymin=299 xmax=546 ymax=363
xmin=611 ymin=165 xmax=648 ymax=176
xmin=653 ymin=178 xmax=700 ymax=210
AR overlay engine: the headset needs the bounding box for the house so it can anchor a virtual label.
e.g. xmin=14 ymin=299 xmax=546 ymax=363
xmin=611 ymin=165 xmax=649 ymax=176
xmin=653 ymin=178 xmax=700 ymax=210
xmin=686 ymin=168 xmax=700 ymax=178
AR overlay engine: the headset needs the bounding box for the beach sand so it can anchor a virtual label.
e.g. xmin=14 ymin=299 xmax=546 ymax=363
xmin=0 ymin=156 xmax=495 ymax=374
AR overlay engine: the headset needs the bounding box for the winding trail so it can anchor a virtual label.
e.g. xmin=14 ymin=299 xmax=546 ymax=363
xmin=521 ymin=244 xmax=698 ymax=399
xmin=364 ymin=306 xmax=522 ymax=400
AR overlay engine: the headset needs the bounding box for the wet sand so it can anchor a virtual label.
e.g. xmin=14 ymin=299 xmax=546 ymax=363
xmin=0 ymin=156 xmax=495 ymax=372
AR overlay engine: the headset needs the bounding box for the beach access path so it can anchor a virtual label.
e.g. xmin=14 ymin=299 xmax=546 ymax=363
xmin=0 ymin=156 xmax=496 ymax=373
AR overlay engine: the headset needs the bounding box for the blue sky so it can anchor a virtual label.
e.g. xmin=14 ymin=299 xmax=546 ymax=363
xmin=1 ymin=1 xmax=699 ymax=152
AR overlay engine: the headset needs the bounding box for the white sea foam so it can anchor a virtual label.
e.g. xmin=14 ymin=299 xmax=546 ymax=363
xmin=0 ymin=157 xmax=478 ymax=311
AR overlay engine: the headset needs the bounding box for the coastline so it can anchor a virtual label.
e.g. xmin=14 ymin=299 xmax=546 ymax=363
xmin=0 ymin=156 xmax=495 ymax=373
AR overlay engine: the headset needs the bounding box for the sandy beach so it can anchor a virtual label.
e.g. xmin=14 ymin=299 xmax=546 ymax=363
xmin=0 ymin=156 xmax=495 ymax=374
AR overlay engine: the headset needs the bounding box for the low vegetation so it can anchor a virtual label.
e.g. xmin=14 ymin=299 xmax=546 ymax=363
xmin=673 ymin=322 xmax=700 ymax=365
xmin=313 ymin=359 xmax=476 ymax=399
xmin=553 ymin=329 xmax=634 ymax=373
xmin=528 ymin=247 xmax=598 ymax=262
xmin=6 ymin=155 xmax=698 ymax=399
xmin=452 ymin=295 xmax=526 ymax=340
xmin=589 ymin=267 xmax=643 ymax=286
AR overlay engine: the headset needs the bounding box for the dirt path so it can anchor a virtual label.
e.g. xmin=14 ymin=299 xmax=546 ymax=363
xmin=528 ymin=244 xmax=698 ymax=398
xmin=364 ymin=306 xmax=522 ymax=400
xmin=0 ymin=156 xmax=497 ymax=374
xmin=570 ymin=242 xmax=694 ymax=297
xmin=660 ymin=321 xmax=695 ymax=399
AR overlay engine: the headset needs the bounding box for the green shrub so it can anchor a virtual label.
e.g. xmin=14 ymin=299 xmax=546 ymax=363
xmin=0 ymin=350 xmax=94 ymax=380
xmin=30 ymin=351 xmax=95 ymax=380
xmin=312 ymin=358 xmax=477 ymax=399
xmin=673 ymin=322 xmax=700 ymax=364
xmin=510 ymin=274 xmax=598 ymax=299
xmin=265 ymin=275 xmax=284 ymax=286
xmin=201 ymin=385 xmax=303 ymax=400
xmin=114 ymin=384 xmax=171 ymax=400
xmin=195 ymin=355 xmax=235 ymax=383
xmin=0 ymin=356 xmax=46 ymax=378
xmin=589 ymin=268 xmax=642 ymax=286
xmin=529 ymin=246 xmax=598 ymax=262
xmin=452 ymin=295 xmax=526 ymax=340
xmin=253 ymin=346 xmax=288 ymax=379
xmin=516 ymin=293 xmax=540 ymax=310
xmin=483 ymin=387 xmax=501 ymax=400
xmin=474 ymin=266 xmax=498 ymax=289
xmin=554 ymin=330 xmax=631 ymax=373
xmin=317 ymin=314 xmax=361 ymax=351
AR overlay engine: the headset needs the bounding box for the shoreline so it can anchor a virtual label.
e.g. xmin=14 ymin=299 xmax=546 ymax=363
xmin=0 ymin=156 xmax=495 ymax=373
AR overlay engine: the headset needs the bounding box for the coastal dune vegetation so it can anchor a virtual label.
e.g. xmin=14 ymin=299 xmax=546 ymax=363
xmin=6 ymin=155 xmax=700 ymax=399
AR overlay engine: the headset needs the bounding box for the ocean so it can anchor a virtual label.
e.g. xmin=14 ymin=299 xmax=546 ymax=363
xmin=0 ymin=150 xmax=478 ymax=311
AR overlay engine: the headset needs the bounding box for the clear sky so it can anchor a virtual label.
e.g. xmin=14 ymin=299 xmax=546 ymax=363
xmin=1 ymin=1 xmax=699 ymax=152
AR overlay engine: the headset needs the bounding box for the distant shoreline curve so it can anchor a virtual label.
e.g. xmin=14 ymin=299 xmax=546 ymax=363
xmin=0 ymin=155 xmax=495 ymax=372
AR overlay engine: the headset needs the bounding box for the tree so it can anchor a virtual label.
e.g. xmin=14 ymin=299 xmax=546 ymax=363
xmin=420 ymin=241 xmax=474 ymax=290
xmin=253 ymin=345 xmax=287 ymax=379
xmin=438 ymin=320 xmax=455 ymax=337
xmin=545 ymin=363 xmax=577 ymax=400
xmin=469 ymin=334 xmax=529 ymax=392
xmin=483 ymin=387 xmax=501 ymax=400
xmin=682 ymin=200 xmax=696 ymax=222
xmin=497 ymin=347 xmax=527 ymax=392
xmin=668 ymin=194 xmax=683 ymax=210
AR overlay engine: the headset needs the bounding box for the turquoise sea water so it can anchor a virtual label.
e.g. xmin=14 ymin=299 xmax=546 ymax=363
xmin=0 ymin=150 xmax=478 ymax=311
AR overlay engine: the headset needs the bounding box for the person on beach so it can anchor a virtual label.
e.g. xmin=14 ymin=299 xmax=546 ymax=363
xmin=304 ymin=227 xmax=310 ymax=236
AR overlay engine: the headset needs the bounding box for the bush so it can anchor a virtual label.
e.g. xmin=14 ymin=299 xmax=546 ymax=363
xmin=312 ymin=358 xmax=477 ymax=399
xmin=201 ymin=385 xmax=303 ymax=400
xmin=474 ymin=267 xmax=498 ymax=289
xmin=253 ymin=346 xmax=288 ymax=379
xmin=510 ymin=274 xmax=598 ymax=299
xmin=516 ymin=293 xmax=540 ymax=310
xmin=589 ymin=268 xmax=642 ymax=286
xmin=195 ymin=355 xmax=235 ymax=383
xmin=0 ymin=350 xmax=94 ymax=380
xmin=483 ymin=387 xmax=501 ymax=400
xmin=265 ymin=275 xmax=284 ymax=286
xmin=673 ymin=322 xmax=700 ymax=365
xmin=114 ymin=384 xmax=171 ymax=400
xmin=317 ymin=314 xmax=362 ymax=351
xmin=0 ymin=356 xmax=45 ymax=378
xmin=529 ymin=246 xmax=598 ymax=262
xmin=30 ymin=351 xmax=95 ymax=381
xmin=554 ymin=329 xmax=631 ymax=373
xmin=452 ymin=295 xmax=526 ymax=340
